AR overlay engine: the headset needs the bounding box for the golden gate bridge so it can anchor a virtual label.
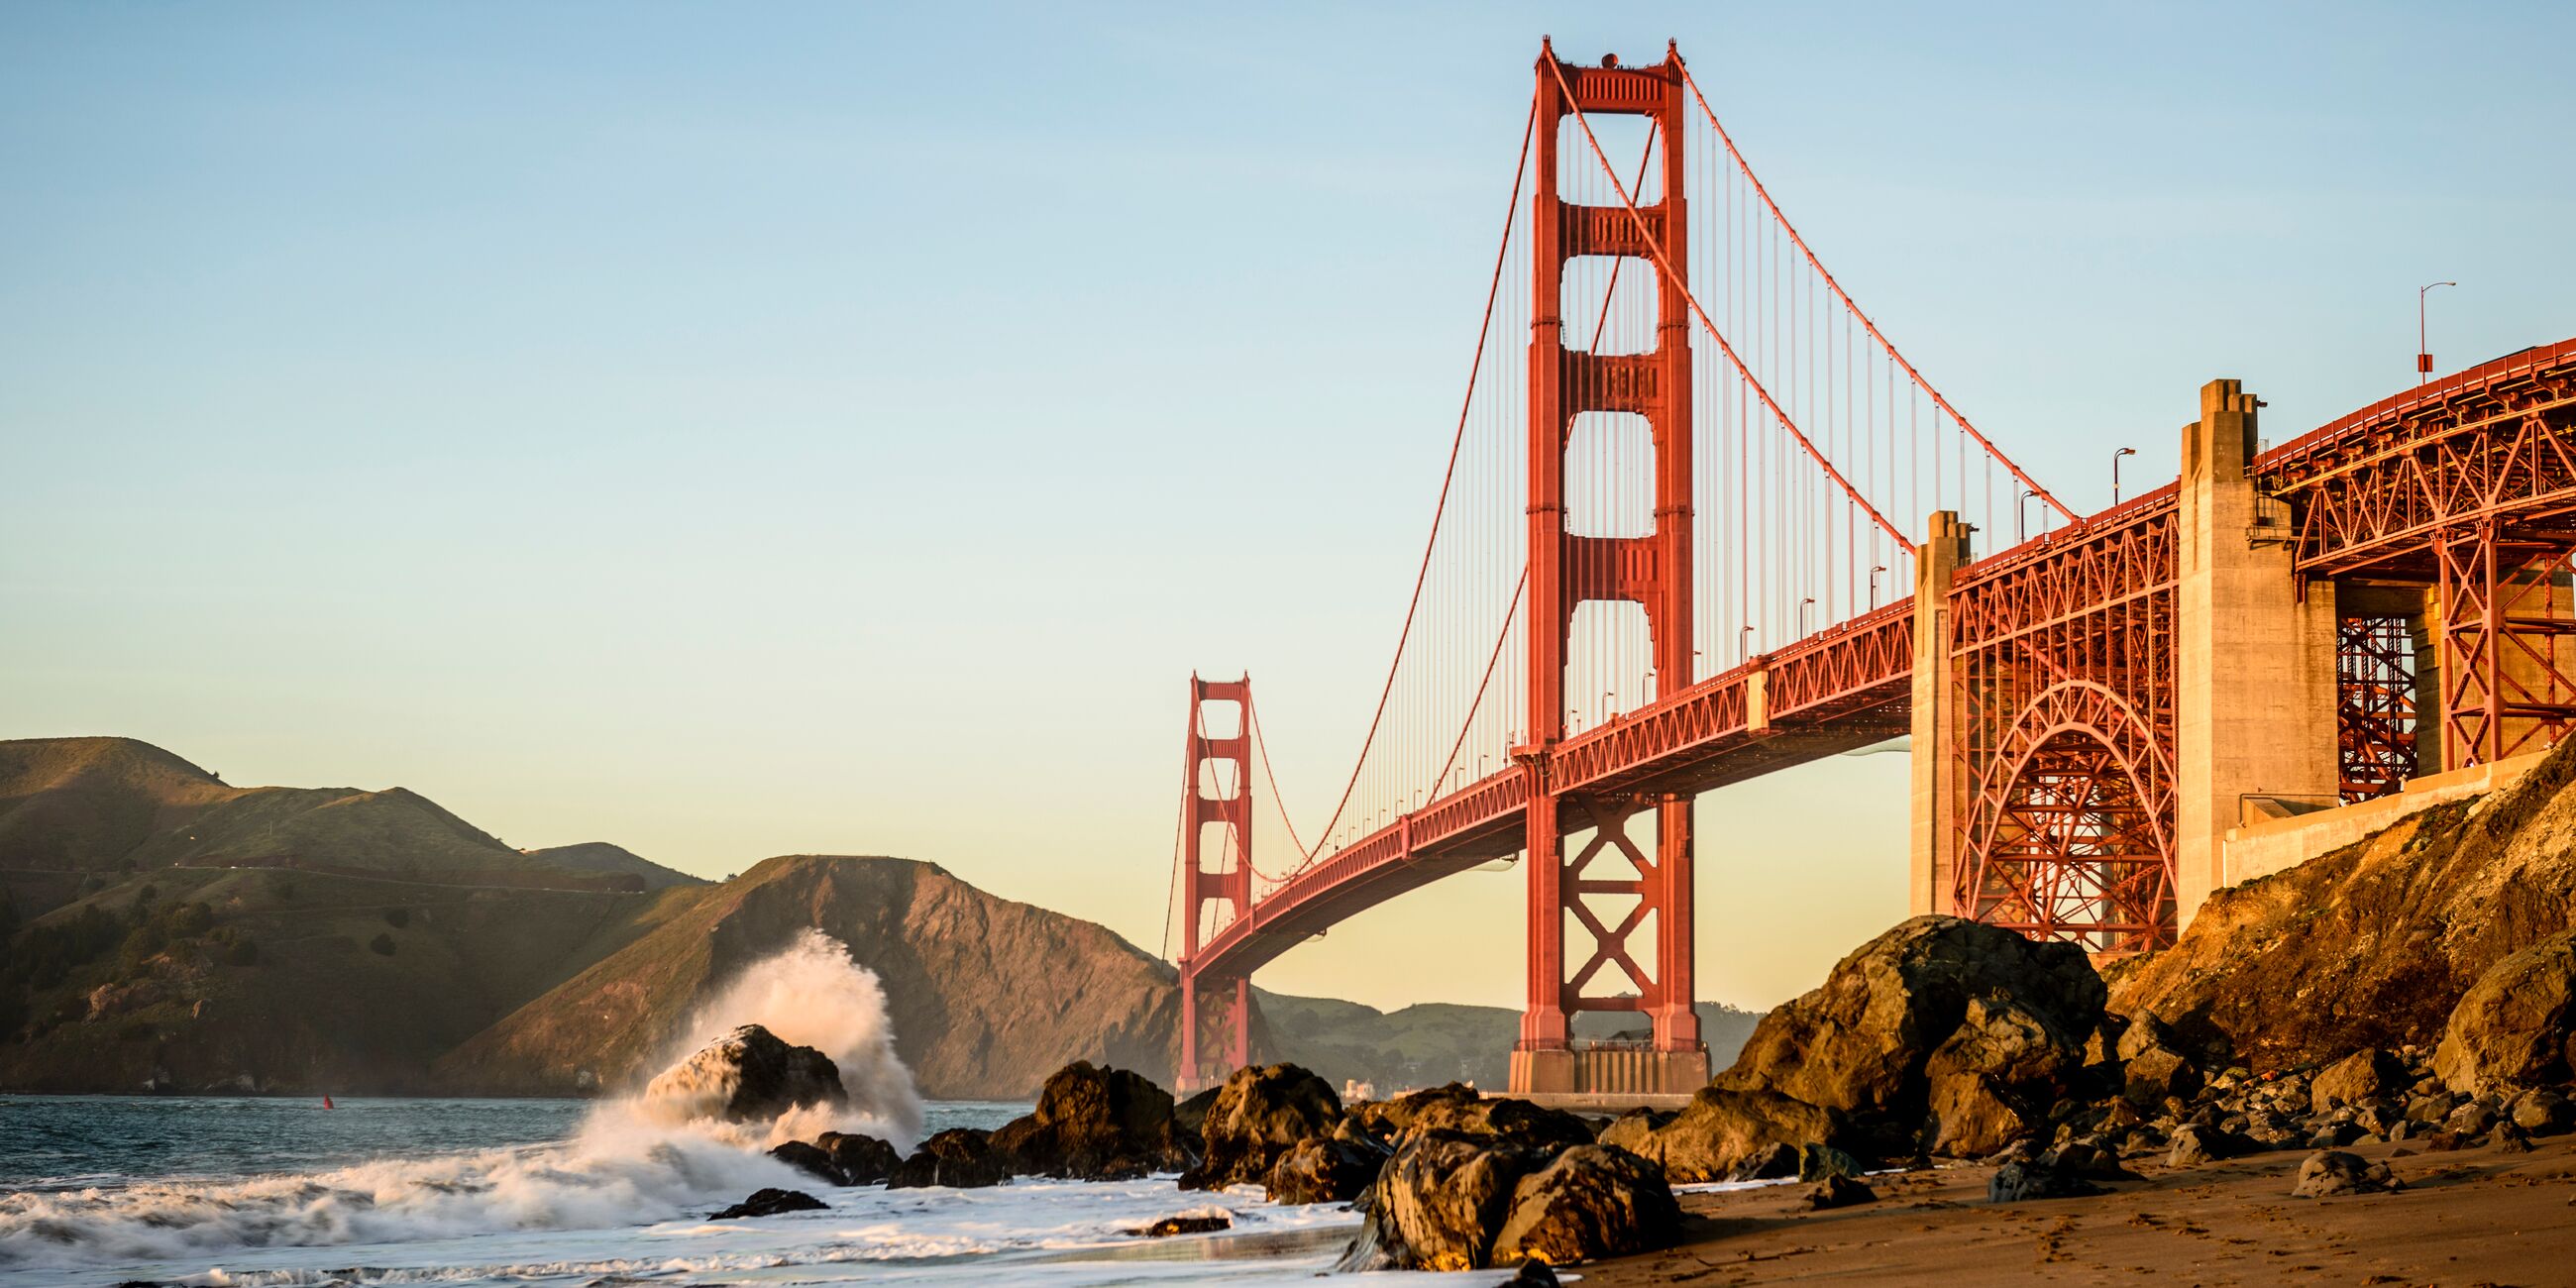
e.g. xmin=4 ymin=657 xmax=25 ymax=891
xmin=1162 ymin=40 xmax=2576 ymax=1098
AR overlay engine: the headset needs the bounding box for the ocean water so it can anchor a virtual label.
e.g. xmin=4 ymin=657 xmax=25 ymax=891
xmin=0 ymin=1095 xmax=1408 ymax=1288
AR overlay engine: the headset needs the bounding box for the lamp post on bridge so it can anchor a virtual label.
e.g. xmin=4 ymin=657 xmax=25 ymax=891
xmin=2111 ymin=446 xmax=2136 ymax=505
xmin=1740 ymin=624 xmax=1756 ymax=661
xmin=2018 ymin=489 xmax=2042 ymax=542
xmin=1869 ymin=564 xmax=1887 ymax=609
xmin=1798 ymin=596 xmax=1815 ymax=638
xmin=2418 ymin=280 xmax=2457 ymax=383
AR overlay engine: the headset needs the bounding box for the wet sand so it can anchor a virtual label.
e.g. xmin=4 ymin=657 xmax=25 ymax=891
xmin=1582 ymin=1135 xmax=2576 ymax=1286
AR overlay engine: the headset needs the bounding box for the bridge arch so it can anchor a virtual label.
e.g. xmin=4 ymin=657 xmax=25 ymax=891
xmin=1957 ymin=680 xmax=2176 ymax=954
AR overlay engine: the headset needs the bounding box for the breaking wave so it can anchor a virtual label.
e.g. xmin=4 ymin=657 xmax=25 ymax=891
xmin=0 ymin=931 xmax=925 ymax=1271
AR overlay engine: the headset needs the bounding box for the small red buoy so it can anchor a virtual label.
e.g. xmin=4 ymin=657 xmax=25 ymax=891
xmin=323 ymin=1095 xmax=336 ymax=1110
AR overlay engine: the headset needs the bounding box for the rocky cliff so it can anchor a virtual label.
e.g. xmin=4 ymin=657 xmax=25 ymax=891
xmin=2111 ymin=739 xmax=2576 ymax=1069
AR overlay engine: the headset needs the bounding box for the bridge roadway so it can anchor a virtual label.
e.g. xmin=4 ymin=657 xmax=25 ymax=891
xmin=1190 ymin=337 xmax=2576 ymax=986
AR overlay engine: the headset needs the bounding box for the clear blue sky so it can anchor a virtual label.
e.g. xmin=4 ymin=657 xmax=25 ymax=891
xmin=4 ymin=2 xmax=2569 ymax=1011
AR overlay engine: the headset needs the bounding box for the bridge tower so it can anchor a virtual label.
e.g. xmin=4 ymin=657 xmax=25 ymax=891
xmin=1511 ymin=42 xmax=1709 ymax=1097
xmin=1175 ymin=675 xmax=1253 ymax=1093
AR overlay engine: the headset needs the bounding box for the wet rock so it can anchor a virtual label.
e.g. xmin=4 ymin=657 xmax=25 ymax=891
xmin=1337 ymin=1130 xmax=1539 ymax=1272
xmin=1631 ymin=1087 xmax=1845 ymax=1183
xmin=990 ymin=1060 xmax=1192 ymax=1181
xmin=2310 ymin=1048 xmax=2407 ymax=1115
xmin=887 ymin=1127 xmax=1007 ymax=1189
xmin=1500 ymin=1259 xmax=1561 ymax=1287
xmin=711 ymin=1187 xmax=828 ymax=1220
xmin=644 ymin=1024 xmax=847 ymax=1125
xmin=1127 ymin=1212 xmax=1232 ymax=1236
xmin=1727 ymin=1141 xmax=1799 ymax=1181
xmin=2492 ymin=1122 xmax=2535 ymax=1152
xmin=1263 ymin=1135 xmax=1386 ymax=1205
xmin=1802 ymin=1173 xmax=1878 ymax=1210
xmin=1173 ymin=1085 xmax=1221 ymax=1140
xmin=1179 ymin=1063 xmax=1342 ymax=1192
xmin=1487 ymin=1144 xmax=1681 ymax=1267
xmin=1719 ymin=915 xmax=2105 ymax=1129
xmin=767 ymin=1140 xmax=841 ymax=1185
xmin=2434 ymin=928 xmax=2576 ymax=1095
xmin=2305 ymin=1122 xmax=2366 ymax=1150
xmin=1988 ymin=1157 xmax=2101 ymax=1202
xmin=813 ymin=1130 xmax=901 ymax=1185
xmin=1797 ymin=1142 xmax=1868 ymax=1181
xmin=2291 ymin=1149 xmax=2400 ymax=1198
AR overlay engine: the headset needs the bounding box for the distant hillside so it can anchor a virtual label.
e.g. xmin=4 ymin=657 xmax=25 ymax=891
xmin=522 ymin=842 xmax=701 ymax=892
xmin=1260 ymin=991 xmax=1766 ymax=1092
xmin=439 ymin=855 xmax=1185 ymax=1099
xmin=0 ymin=737 xmax=707 ymax=903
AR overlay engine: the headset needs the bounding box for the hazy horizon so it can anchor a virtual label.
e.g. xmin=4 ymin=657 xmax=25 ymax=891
xmin=7 ymin=1 xmax=2572 ymax=1013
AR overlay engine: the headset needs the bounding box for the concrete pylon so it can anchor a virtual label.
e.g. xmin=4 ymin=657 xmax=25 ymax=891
xmin=1908 ymin=510 xmax=1972 ymax=916
xmin=2174 ymin=379 xmax=2340 ymax=928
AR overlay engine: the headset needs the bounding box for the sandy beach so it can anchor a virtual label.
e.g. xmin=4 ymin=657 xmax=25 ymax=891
xmin=1581 ymin=1134 xmax=2576 ymax=1286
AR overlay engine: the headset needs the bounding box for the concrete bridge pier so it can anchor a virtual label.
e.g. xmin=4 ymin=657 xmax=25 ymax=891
xmin=2173 ymin=378 xmax=2343 ymax=927
xmin=1907 ymin=510 xmax=1972 ymax=918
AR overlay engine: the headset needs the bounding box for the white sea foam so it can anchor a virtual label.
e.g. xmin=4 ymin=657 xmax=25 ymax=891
xmin=0 ymin=932 xmax=934 ymax=1277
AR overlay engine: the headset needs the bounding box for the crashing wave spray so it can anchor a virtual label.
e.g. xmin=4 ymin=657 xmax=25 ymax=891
xmin=0 ymin=932 xmax=926 ymax=1271
xmin=632 ymin=928 xmax=926 ymax=1148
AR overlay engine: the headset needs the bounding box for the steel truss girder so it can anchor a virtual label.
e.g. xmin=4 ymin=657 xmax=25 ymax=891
xmin=1956 ymin=680 xmax=2176 ymax=953
xmin=2336 ymin=614 xmax=2417 ymax=802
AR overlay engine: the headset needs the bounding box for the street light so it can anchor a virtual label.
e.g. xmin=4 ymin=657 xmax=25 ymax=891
xmin=1740 ymin=624 xmax=1756 ymax=660
xmin=1869 ymin=564 xmax=1888 ymax=608
xmin=2018 ymin=489 xmax=2042 ymax=542
xmin=2418 ymin=281 xmax=2457 ymax=383
xmin=2111 ymin=446 xmax=2136 ymax=505
xmin=1798 ymin=596 xmax=1816 ymax=637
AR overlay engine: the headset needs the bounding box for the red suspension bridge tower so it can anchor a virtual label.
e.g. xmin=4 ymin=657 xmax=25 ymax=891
xmin=1514 ymin=43 xmax=1706 ymax=1095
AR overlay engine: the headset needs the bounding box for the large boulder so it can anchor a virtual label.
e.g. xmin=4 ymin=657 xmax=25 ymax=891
xmin=2432 ymin=929 xmax=2576 ymax=1095
xmin=1179 ymin=1063 xmax=1342 ymax=1191
xmin=1344 ymin=1083 xmax=1480 ymax=1143
xmin=1488 ymin=1144 xmax=1681 ymax=1266
xmin=1336 ymin=1131 xmax=1540 ymax=1272
xmin=1627 ymin=1087 xmax=1845 ymax=1183
xmin=1718 ymin=916 xmax=2104 ymax=1137
xmin=2310 ymin=1048 xmax=2407 ymax=1115
xmin=813 ymin=1130 xmax=902 ymax=1185
xmin=887 ymin=1127 xmax=1006 ymax=1189
xmin=643 ymin=1024 xmax=847 ymax=1124
xmin=990 ymin=1061 xmax=1193 ymax=1181
xmin=711 ymin=1187 xmax=828 ymax=1220
xmin=1263 ymin=1135 xmax=1387 ymax=1205
xmin=1923 ymin=996 xmax=2082 ymax=1156
xmin=1392 ymin=1092 xmax=1593 ymax=1153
